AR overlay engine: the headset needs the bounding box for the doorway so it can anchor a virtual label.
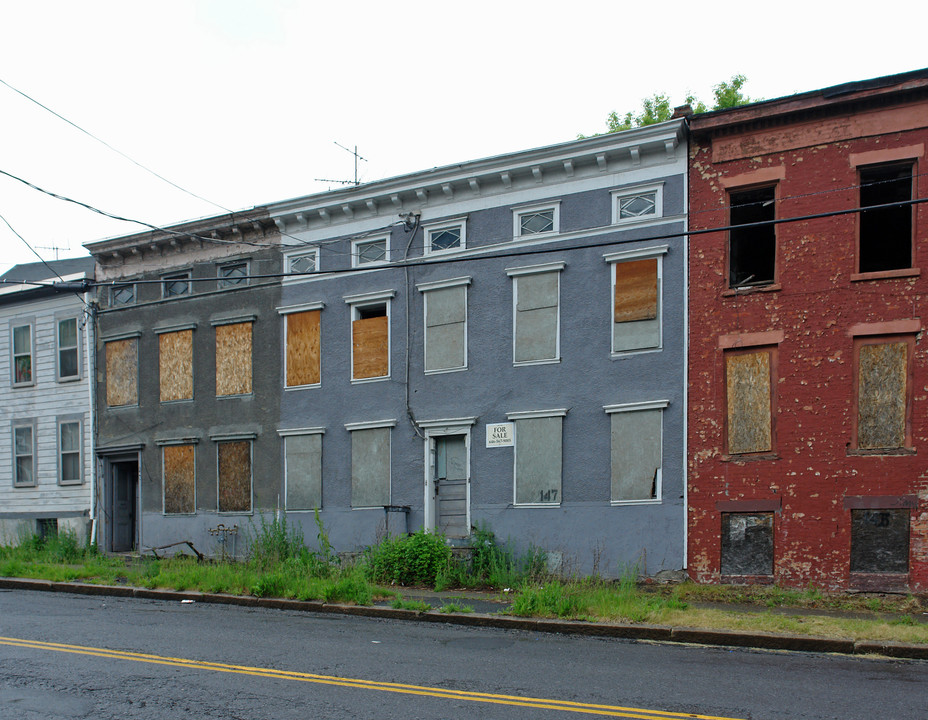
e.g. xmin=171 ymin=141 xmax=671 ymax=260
xmin=106 ymin=457 xmax=139 ymax=552
xmin=426 ymin=433 xmax=470 ymax=539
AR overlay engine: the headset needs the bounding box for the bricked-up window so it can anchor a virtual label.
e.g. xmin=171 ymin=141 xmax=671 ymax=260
xmin=854 ymin=336 xmax=912 ymax=451
xmin=105 ymin=337 xmax=138 ymax=407
xmin=612 ymin=257 xmax=660 ymax=353
xmin=508 ymin=263 xmax=564 ymax=365
xmin=163 ymin=443 xmax=196 ymax=514
xmin=725 ymin=348 xmax=774 ymax=455
xmin=850 ymin=509 xmax=909 ymax=573
xmin=859 ymin=163 xmax=913 ymax=273
xmin=215 ymin=322 xmax=253 ymax=396
xmin=721 ymin=513 xmax=774 ymax=576
xmin=217 ymin=440 xmax=252 ymax=513
xmin=57 ymin=318 xmax=80 ymax=380
xmin=159 ymin=329 xmax=194 ymax=402
xmin=729 ymin=186 xmax=776 ymax=287
xmin=285 ymin=310 xmax=321 ymax=387
xmin=12 ymin=324 xmax=33 ymax=385
xmin=349 ymin=426 xmax=391 ymax=508
xmin=510 ymin=411 xmax=564 ymax=506
xmin=284 ymin=432 xmax=323 ymax=510
xmin=351 ymin=303 xmax=389 ymax=380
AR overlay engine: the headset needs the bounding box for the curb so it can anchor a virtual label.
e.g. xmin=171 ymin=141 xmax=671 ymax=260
xmin=3 ymin=577 xmax=926 ymax=660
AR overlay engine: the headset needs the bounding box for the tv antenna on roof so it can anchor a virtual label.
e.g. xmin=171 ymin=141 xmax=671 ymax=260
xmin=314 ymin=141 xmax=367 ymax=187
xmin=36 ymin=243 xmax=67 ymax=261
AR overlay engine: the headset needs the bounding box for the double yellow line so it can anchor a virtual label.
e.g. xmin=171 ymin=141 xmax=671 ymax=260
xmin=0 ymin=635 xmax=744 ymax=719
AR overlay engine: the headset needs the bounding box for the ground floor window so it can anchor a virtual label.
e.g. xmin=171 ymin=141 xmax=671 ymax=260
xmin=284 ymin=432 xmax=323 ymax=510
xmin=217 ymin=440 xmax=252 ymax=513
xmin=850 ymin=509 xmax=909 ymax=574
xmin=720 ymin=512 xmax=773 ymax=576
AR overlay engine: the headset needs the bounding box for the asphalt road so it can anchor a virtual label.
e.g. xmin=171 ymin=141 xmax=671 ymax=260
xmin=1 ymin=588 xmax=926 ymax=719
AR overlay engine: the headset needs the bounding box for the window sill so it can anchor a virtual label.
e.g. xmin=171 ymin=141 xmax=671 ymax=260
xmin=163 ymin=512 xmax=197 ymax=517
xmin=851 ymin=267 xmax=920 ymax=282
xmin=424 ymin=366 xmax=468 ymax=376
xmin=720 ymin=574 xmax=774 ymax=585
xmin=216 ymin=393 xmax=254 ymax=400
xmin=12 ymin=484 xmax=36 ymax=489
xmin=721 ymin=453 xmax=780 ymax=463
xmin=57 ymin=376 xmax=82 ymax=384
xmin=610 ymin=347 xmax=661 ymax=359
xmin=513 ymin=503 xmax=561 ymax=509
xmin=849 ymin=572 xmax=909 ymax=592
xmin=846 ymin=447 xmax=916 ymax=457
xmin=58 ymin=480 xmax=84 ymax=487
xmin=12 ymin=382 xmax=36 ymax=389
xmin=721 ymin=283 xmax=781 ymax=297
xmin=350 ymin=375 xmax=390 ymax=385
xmin=106 ymin=404 xmax=140 ymax=410
xmin=161 ymin=398 xmax=194 ymax=405
xmin=284 ymin=383 xmax=322 ymax=391
xmin=513 ymin=358 xmax=560 ymax=367
xmin=218 ymin=510 xmax=254 ymax=516
xmin=610 ymin=498 xmax=661 ymax=506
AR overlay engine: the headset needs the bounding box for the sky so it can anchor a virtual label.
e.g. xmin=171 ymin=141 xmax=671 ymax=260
xmin=1 ymin=0 xmax=924 ymax=274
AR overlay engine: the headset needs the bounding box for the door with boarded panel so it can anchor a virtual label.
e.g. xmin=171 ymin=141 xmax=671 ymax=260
xmin=434 ymin=435 xmax=468 ymax=539
xmin=111 ymin=460 xmax=138 ymax=552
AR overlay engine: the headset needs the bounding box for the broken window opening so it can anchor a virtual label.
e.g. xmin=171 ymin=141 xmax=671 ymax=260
xmin=850 ymin=509 xmax=909 ymax=574
xmin=859 ymin=163 xmax=913 ymax=273
xmin=721 ymin=512 xmax=773 ymax=576
xmin=729 ymin=186 xmax=776 ymax=287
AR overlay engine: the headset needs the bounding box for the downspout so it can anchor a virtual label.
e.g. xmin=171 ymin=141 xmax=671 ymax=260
xmin=681 ymin=119 xmax=690 ymax=572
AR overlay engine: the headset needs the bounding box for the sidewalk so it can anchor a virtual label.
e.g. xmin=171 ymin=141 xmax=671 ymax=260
xmin=2 ymin=577 xmax=927 ymax=661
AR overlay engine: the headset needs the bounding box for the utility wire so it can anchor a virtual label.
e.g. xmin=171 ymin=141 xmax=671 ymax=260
xmin=0 ymin=76 xmax=233 ymax=214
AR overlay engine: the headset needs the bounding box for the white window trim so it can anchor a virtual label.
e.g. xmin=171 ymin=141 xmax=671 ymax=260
xmin=57 ymin=418 xmax=83 ymax=486
xmin=345 ymin=421 xmax=394 ymax=510
xmin=512 ymin=201 xmax=561 ymax=238
xmin=611 ymin=182 xmax=664 ymax=226
xmin=12 ymin=421 xmax=36 ymax=488
xmin=281 ymin=306 xmax=324 ymax=391
xmin=215 ymin=437 xmax=254 ymax=515
xmin=162 ymin=271 xmax=191 ymax=298
xmin=217 ymin=260 xmax=250 ymax=289
xmin=422 ymin=423 xmax=472 ymax=535
xmin=607 ymin=249 xmax=665 ymax=357
xmin=423 ymin=218 xmax=467 ymax=256
xmin=419 ymin=278 xmax=471 ymax=376
xmin=507 ymin=262 xmax=565 ymax=367
xmin=507 ymin=409 xmax=566 ymax=508
xmin=283 ymin=247 xmax=321 ymax=283
xmin=345 ymin=291 xmax=395 ymax=384
xmin=604 ymin=401 xmax=667 ymax=506
xmin=161 ymin=442 xmax=197 ymax=516
xmin=11 ymin=322 xmax=35 ymax=387
xmin=351 ymin=235 xmax=390 ymax=268
xmin=281 ymin=429 xmax=325 ymax=512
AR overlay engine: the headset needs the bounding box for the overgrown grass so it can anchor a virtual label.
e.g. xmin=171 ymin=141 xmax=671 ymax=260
xmin=436 ymin=524 xmax=547 ymax=591
xmin=438 ymin=602 xmax=474 ymax=614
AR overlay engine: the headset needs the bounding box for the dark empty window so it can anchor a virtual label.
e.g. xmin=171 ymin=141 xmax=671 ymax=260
xmin=721 ymin=512 xmax=773 ymax=576
xmin=859 ymin=163 xmax=913 ymax=273
xmin=729 ymin=186 xmax=776 ymax=287
xmin=850 ymin=509 xmax=909 ymax=574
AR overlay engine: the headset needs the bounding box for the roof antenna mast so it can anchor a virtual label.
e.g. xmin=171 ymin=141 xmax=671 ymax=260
xmin=314 ymin=142 xmax=368 ymax=188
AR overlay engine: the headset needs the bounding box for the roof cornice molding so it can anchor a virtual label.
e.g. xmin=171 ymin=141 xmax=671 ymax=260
xmin=269 ymin=121 xmax=686 ymax=233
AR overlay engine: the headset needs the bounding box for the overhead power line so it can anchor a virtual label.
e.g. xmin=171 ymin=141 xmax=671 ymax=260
xmin=0 ymin=76 xmax=233 ymax=214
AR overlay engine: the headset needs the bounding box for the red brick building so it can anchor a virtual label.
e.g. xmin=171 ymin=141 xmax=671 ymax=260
xmin=687 ymin=69 xmax=928 ymax=591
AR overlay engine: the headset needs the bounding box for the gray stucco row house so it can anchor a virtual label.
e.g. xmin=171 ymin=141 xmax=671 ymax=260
xmin=85 ymin=121 xmax=688 ymax=576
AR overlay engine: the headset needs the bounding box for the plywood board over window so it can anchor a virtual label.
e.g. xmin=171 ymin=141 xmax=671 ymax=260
xmin=216 ymin=322 xmax=253 ymax=396
xmin=726 ymin=350 xmax=772 ymax=455
xmin=163 ymin=444 xmax=195 ymax=514
xmin=352 ymin=314 xmax=389 ymax=379
xmin=217 ymin=440 xmax=251 ymax=513
xmin=286 ymin=310 xmax=321 ymax=387
xmin=105 ymin=338 xmax=138 ymax=407
xmin=614 ymin=259 xmax=657 ymax=322
xmin=159 ymin=330 xmax=193 ymax=402
xmin=857 ymin=341 xmax=907 ymax=449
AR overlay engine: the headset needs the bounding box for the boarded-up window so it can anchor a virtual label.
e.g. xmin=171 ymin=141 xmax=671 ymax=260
xmin=514 ymin=416 xmax=562 ymax=505
xmin=857 ymin=340 xmax=908 ymax=450
xmin=726 ymin=349 xmax=773 ymax=455
xmin=217 ymin=440 xmax=252 ymax=513
xmin=106 ymin=338 xmax=138 ymax=407
xmin=424 ymin=286 xmax=466 ymax=372
xmin=285 ymin=434 xmax=323 ymax=510
xmin=215 ymin=322 xmax=253 ymax=396
xmin=159 ymin=330 xmax=193 ymax=402
xmin=721 ymin=513 xmax=773 ymax=576
xmin=163 ymin=444 xmax=195 ymax=514
xmin=610 ymin=409 xmax=661 ymax=501
xmin=613 ymin=258 xmax=660 ymax=352
xmin=513 ymin=271 xmax=559 ymax=363
xmin=850 ymin=509 xmax=909 ymax=574
xmin=285 ymin=311 xmax=321 ymax=387
xmin=352 ymin=305 xmax=389 ymax=380
xmin=350 ymin=427 xmax=390 ymax=508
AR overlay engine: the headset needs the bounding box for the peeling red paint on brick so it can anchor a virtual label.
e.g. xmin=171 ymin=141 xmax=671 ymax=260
xmin=688 ymin=78 xmax=928 ymax=592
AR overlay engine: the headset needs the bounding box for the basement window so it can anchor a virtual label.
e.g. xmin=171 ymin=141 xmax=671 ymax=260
xmin=850 ymin=509 xmax=909 ymax=574
xmin=859 ymin=163 xmax=913 ymax=273
xmin=721 ymin=512 xmax=773 ymax=577
xmin=729 ymin=186 xmax=776 ymax=287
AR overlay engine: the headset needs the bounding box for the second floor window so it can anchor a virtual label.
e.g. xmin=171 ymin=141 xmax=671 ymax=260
xmin=57 ymin=318 xmax=80 ymax=380
xmin=729 ymin=186 xmax=776 ymax=287
xmin=12 ymin=324 xmax=32 ymax=385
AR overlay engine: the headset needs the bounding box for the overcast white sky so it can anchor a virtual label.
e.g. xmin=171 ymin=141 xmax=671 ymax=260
xmin=1 ymin=1 xmax=923 ymax=273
